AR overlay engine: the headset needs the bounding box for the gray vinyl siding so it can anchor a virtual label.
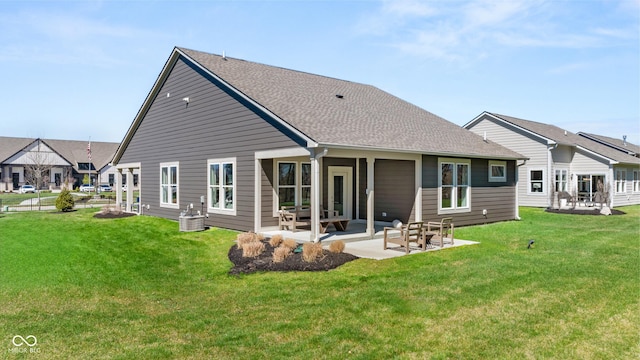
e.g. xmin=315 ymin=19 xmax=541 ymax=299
xmin=467 ymin=116 xmax=549 ymax=207
xmin=421 ymin=155 xmax=517 ymax=227
xmin=118 ymin=57 xmax=301 ymax=231
xmin=374 ymin=159 xmax=415 ymax=223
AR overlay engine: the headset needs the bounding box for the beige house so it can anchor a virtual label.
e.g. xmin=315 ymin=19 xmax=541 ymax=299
xmin=464 ymin=112 xmax=640 ymax=208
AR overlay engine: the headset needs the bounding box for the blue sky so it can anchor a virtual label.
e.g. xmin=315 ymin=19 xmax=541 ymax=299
xmin=1 ymin=0 xmax=639 ymax=145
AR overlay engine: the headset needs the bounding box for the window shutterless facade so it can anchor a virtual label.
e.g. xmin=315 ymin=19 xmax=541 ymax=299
xmin=208 ymin=158 xmax=236 ymax=215
xmin=488 ymin=160 xmax=506 ymax=182
xmin=633 ymin=170 xmax=639 ymax=193
xmin=438 ymin=158 xmax=470 ymax=214
xmin=160 ymin=162 xmax=179 ymax=209
xmin=529 ymin=169 xmax=544 ymax=194
xmin=555 ymin=169 xmax=568 ymax=192
xmin=615 ymin=169 xmax=627 ymax=193
xmin=276 ymin=161 xmax=311 ymax=209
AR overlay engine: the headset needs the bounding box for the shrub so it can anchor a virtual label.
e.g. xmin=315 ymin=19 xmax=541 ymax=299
xmin=282 ymin=238 xmax=298 ymax=250
xmin=236 ymin=232 xmax=258 ymax=250
xmin=55 ymin=189 xmax=75 ymax=212
xmin=328 ymin=240 xmax=345 ymax=254
xmin=242 ymin=241 xmax=265 ymax=258
xmin=269 ymin=234 xmax=284 ymax=247
xmin=272 ymin=246 xmax=292 ymax=263
xmin=302 ymin=242 xmax=324 ymax=263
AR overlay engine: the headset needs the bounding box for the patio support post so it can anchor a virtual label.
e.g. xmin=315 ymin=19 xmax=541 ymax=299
xmin=310 ymin=148 xmax=327 ymax=243
xmin=115 ymin=168 xmax=123 ymax=210
xmin=366 ymin=156 xmax=375 ymax=238
xmin=126 ymin=168 xmax=134 ymax=212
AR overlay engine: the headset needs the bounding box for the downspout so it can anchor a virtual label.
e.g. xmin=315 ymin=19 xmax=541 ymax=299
xmin=516 ymin=159 xmax=527 ymax=220
xmin=310 ymin=147 xmax=328 ymax=243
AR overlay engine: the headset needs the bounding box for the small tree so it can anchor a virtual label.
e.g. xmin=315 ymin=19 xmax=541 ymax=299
xmin=82 ymin=174 xmax=90 ymax=185
xmin=24 ymin=139 xmax=54 ymax=210
xmin=56 ymin=189 xmax=75 ymax=212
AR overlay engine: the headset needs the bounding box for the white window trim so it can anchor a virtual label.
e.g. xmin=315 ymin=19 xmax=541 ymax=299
xmin=488 ymin=160 xmax=507 ymax=182
xmin=528 ymin=168 xmax=546 ymax=195
xmin=554 ymin=168 xmax=569 ymax=193
xmin=633 ymin=170 xmax=640 ymax=193
xmin=438 ymin=158 xmax=471 ymax=215
xmin=208 ymin=158 xmax=236 ymax=216
xmin=160 ymin=162 xmax=179 ymax=209
xmin=615 ymin=169 xmax=627 ymax=194
xmin=274 ymin=160 xmax=311 ymax=213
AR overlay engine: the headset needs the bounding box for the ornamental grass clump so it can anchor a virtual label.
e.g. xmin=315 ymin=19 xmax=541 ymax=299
xmin=236 ymin=232 xmax=258 ymax=250
xmin=269 ymin=234 xmax=283 ymax=247
xmin=242 ymin=241 xmax=265 ymax=258
xmin=282 ymin=238 xmax=298 ymax=250
xmin=272 ymin=246 xmax=292 ymax=263
xmin=302 ymin=242 xmax=324 ymax=263
xmin=328 ymin=240 xmax=345 ymax=254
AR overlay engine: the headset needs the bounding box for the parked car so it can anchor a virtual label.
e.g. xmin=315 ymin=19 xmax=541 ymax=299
xmin=122 ymin=184 xmax=127 ymax=192
xmin=98 ymin=184 xmax=113 ymax=192
xmin=19 ymin=185 xmax=36 ymax=193
xmin=79 ymin=184 xmax=95 ymax=192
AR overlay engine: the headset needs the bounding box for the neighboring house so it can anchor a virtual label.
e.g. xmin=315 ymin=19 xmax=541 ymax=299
xmin=112 ymin=47 xmax=526 ymax=241
xmin=464 ymin=112 xmax=640 ymax=208
xmin=577 ymin=132 xmax=639 ymax=158
xmin=0 ymin=136 xmax=120 ymax=191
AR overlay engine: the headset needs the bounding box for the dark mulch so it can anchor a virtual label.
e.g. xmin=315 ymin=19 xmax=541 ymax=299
xmin=545 ymin=207 xmax=625 ymax=215
xmin=93 ymin=212 xmax=137 ymax=219
xmin=228 ymin=240 xmax=359 ymax=275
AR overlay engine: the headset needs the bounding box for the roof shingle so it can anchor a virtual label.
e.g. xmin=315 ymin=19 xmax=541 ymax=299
xmin=178 ymin=47 xmax=525 ymax=160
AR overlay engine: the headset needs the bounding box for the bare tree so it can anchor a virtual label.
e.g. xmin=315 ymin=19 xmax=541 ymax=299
xmin=23 ymin=139 xmax=55 ymax=210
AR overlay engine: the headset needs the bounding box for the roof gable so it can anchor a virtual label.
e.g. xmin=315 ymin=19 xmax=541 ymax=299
xmin=114 ymin=47 xmax=525 ymax=162
xmin=472 ymin=112 xmax=640 ymax=165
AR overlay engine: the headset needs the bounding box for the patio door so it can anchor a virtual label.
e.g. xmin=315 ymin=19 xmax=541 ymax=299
xmin=328 ymin=166 xmax=352 ymax=218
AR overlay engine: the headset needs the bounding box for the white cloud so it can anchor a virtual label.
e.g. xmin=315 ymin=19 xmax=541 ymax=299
xmin=357 ymin=0 xmax=638 ymax=63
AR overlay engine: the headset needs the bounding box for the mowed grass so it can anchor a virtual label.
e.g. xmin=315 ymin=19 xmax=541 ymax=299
xmin=0 ymin=207 xmax=638 ymax=359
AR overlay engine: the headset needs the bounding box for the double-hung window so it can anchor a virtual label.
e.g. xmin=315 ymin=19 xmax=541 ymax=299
xmin=615 ymin=169 xmax=627 ymax=193
xmin=633 ymin=170 xmax=639 ymax=193
xmin=208 ymin=158 xmax=236 ymax=215
xmin=277 ymin=161 xmax=311 ymax=209
xmin=160 ymin=162 xmax=179 ymax=208
xmin=439 ymin=158 xmax=470 ymax=213
xmin=529 ymin=169 xmax=544 ymax=194
xmin=555 ymin=169 xmax=568 ymax=192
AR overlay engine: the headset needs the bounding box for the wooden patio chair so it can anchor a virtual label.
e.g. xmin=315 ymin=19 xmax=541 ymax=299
xmin=278 ymin=206 xmax=311 ymax=231
xmin=383 ymin=221 xmax=425 ymax=254
xmin=425 ymin=218 xmax=454 ymax=247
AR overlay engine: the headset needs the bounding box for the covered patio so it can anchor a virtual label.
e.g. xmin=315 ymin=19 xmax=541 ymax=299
xmin=260 ymin=220 xmax=479 ymax=260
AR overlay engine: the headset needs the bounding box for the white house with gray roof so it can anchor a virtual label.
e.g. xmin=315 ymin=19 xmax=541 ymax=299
xmin=464 ymin=112 xmax=640 ymax=208
xmin=0 ymin=136 xmax=120 ymax=192
xmin=113 ymin=47 xmax=526 ymax=241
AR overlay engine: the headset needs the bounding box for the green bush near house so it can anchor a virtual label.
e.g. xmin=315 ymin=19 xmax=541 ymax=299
xmin=0 ymin=207 xmax=638 ymax=359
xmin=55 ymin=189 xmax=75 ymax=211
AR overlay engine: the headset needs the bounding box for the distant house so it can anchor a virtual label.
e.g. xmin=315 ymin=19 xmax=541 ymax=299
xmin=0 ymin=137 xmax=119 ymax=191
xmin=464 ymin=112 xmax=640 ymax=208
xmin=113 ymin=47 xmax=525 ymax=241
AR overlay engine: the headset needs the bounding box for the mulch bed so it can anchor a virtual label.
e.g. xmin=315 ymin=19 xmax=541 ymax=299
xmin=228 ymin=240 xmax=359 ymax=275
xmin=545 ymin=207 xmax=625 ymax=215
xmin=93 ymin=212 xmax=137 ymax=219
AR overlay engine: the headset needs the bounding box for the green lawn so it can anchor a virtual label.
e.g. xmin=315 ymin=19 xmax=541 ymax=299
xmin=1 ymin=207 xmax=638 ymax=359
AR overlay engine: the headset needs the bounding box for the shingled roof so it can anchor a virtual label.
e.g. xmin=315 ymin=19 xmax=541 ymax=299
xmin=174 ymin=47 xmax=524 ymax=160
xmin=486 ymin=113 xmax=640 ymax=165
xmin=577 ymin=132 xmax=639 ymax=156
xmin=0 ymin=136 xmax=118 ymax=170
